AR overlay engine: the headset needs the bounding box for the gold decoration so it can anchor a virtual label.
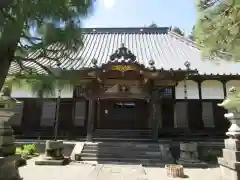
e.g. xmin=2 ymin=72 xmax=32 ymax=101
xmin=111 ymin=65 xmax=136 ymax=72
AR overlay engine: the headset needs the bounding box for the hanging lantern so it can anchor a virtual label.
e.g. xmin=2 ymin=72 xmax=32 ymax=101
xmin=183 ymin=75 xmax=188 ymax=100
xmin=184 ymin=61 xmax=191 ymax=100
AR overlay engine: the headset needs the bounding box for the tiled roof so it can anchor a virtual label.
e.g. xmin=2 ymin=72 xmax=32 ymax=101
xmin=9 ymin=27 xmax=240 ymax=75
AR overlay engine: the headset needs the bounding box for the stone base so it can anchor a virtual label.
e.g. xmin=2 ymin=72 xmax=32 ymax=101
xmin=218 ymin=157 xmax=240 ymax=180
xmin=176 ymin=159 xmax=208 ymax=168
xmin=225 ymin=139 xmax=240 ymax=151
xmin=35 ymin=156 xmax=69 ymax=166
xmin=0 ymin=156 xmax=22 ymax=180
xmin=14 ymin=155 xmax=26 ymax=167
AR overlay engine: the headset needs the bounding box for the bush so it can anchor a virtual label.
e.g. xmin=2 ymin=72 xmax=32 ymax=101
xmin=16 ymin=144 xmax=37 ymax=157
xmin=201 ymin=148 xmax=222 ymax=163
xmin=23 ymin=144 xmax=37 ymax=155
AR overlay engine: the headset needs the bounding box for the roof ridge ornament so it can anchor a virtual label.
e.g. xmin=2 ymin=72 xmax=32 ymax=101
xmin=109 ymin=43 xmax=136 ymax=62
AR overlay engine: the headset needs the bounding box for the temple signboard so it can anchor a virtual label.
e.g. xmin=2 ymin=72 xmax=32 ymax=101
xmin=111 ymin=65 xmax=137 ymax=72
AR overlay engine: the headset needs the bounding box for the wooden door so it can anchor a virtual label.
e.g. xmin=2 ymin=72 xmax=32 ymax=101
xmin=97 ymin=99 xmax=148 ymax=129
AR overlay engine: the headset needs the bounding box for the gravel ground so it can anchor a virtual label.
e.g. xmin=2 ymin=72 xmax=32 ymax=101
xmin=19 ymin=158 xmax=223 ymax=180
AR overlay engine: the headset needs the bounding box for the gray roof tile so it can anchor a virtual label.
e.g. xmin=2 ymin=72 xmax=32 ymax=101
xmin=9 ymin=27 xmax=240 ymax=75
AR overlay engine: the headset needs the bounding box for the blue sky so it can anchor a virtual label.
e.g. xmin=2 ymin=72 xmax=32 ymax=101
xmin=83 ymin=0 xmax=198 ymax=35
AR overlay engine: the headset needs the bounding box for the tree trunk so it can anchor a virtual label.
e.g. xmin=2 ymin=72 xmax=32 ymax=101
xmin=0 ymin=55 xmax=11 ymax=91
xmin=0 ymin=16 xmax=24 ymax=91
xmin=0 ymin=39 xmax=20 ymax=91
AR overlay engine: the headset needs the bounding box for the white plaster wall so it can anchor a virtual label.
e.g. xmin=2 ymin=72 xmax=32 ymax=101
xmin=226 ymin=80 xmax=240 ymax=93
xmin=175 ymin=80 xmax=199 ymax=99
xmin=11 ymin=84 xmax=37 ymax=98
xmin=11 ymin=85 xmax=73 ymax=98
xmin=60 ymin=85 xmax=73 ymax=98
xmin=201 ymin=80 xmax=224 ymax=99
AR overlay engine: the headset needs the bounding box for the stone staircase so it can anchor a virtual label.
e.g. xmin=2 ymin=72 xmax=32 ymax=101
xmin=75 ymin=142 xmax=174 ymax=166
xmin=93 ymin=129 xmax=152 ymax=140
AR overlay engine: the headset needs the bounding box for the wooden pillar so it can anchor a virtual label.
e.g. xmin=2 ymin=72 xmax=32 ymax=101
xmin=86 ymin=99 xmax=96 ymax=142
xmin=151 ymin=89 xmax=159 ymax=142
xmin=96 ymin=99 xmax=101 ymax=129
xmin=222 ymin=80 xmax=227 ymax=98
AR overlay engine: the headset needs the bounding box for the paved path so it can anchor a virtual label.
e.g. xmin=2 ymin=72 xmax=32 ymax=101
xmin=19 ymin=158 xmax=222 ymax=180
xmin=19 ymin=159 xmax=95 ymax=180
xmin=87 ymin=164 xmax=147 ymax=180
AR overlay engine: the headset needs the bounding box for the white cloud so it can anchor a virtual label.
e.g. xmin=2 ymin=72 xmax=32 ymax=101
xmin=103 ymin=0 xmax=115 ymax=9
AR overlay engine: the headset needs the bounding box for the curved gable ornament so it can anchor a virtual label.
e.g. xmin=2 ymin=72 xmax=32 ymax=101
xmin=109 ymin=43 xmax=136 ymax=62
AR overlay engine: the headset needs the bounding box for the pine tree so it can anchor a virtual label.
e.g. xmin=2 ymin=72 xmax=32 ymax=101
xmin=196 ymin=0 xmax=240 ymax=60
xmin=0 ymin=0 xmax=94 ymax=94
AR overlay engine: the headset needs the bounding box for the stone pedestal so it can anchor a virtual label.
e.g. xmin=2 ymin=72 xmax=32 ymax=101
xmin=217 ymin=86 xmax=240 ymax=180
xmin=35 ymin=140 xmax=68 ymax=165
xmin=177 ymin=142 xmax=207 ymax=168
xmin=218 ymin=113 xmax=240 ymax=180
xmin=159 ymin=144 xmax=174 ymax=163
xmin=0 ymin=106 xmax=22 ymax=180
xmin=0 ymin=156 xmax=22 ymax=180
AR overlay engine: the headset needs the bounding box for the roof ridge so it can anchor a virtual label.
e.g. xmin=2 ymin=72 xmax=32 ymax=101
xmin=82 ymin=27 xmax=170 ymax=34
xmin=168 ymin=30 xmax=199 ymax=50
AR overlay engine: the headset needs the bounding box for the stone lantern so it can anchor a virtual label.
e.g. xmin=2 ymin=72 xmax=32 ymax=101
xmin=0 ymin=87 xmax=22 ymax=180
xmin=218 ymin=86 xmax=240 ymax=180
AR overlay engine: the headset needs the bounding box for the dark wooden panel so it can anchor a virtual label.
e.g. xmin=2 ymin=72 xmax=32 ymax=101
xmin=73 ymin=101 xmax=87 ymax=127
xmin=71 ymin=100 xmax=88 ymax=137
xmin=161 ymin=101 xmax=174 ymax=129
xmin=21 ymin=99 xmax=42 ymax=135
xmin=213 ymin=100 xmax=229 ymax=132
xmin=188 ymin=100 xmax=204 ymax=130
xmin=40 ymin=101 xmax=56 ymax=127
xmin=98 ymin=99 xmax=149 ymax=129
xmin=58 ymin=99 xmax=74 ymax=136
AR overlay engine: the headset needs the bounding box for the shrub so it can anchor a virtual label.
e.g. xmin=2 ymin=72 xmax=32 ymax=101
xmin=15 ymin=144 xmax=37 ymax=156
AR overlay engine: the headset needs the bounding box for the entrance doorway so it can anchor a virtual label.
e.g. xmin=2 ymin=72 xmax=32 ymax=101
xmin=97 ymin=99 xmax=149 ymax=129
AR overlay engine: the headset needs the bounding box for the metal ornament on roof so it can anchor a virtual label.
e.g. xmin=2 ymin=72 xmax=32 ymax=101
xmin=109 ymin=43 xmax=136 ymax=62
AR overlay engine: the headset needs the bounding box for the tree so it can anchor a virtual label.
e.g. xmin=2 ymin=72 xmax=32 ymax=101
xmin=148 ymin=23 xmax=158 ymax=28
xmin=148 ymin=23 xmax=185 ymax=37
xmin=0 ymin=0 xmax=94 ymax=93
xmin=188 ymin=26 xmax=196 ymax=41
xmin=0 ymin=0 xmax=14 ymax=9
xmin=171 ymin=27 xmax=185 ymax=36
xmin=195 ymin=0 xmax=240 ymax=59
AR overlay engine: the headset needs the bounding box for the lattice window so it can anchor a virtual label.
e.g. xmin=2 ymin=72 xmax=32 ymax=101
xmin=73 ymin=86 xmax=84 ymax=98
xmin=158 ymin=87 xmax=174 ymax=99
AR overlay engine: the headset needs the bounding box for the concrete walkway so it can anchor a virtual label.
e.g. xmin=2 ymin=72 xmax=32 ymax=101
xmin=87 ymin=164 xmax=147 ymax=180
xmin=19 ymin=158 xmax=222 ymax=180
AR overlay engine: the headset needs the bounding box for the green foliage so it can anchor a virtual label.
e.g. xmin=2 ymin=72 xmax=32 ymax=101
xmin=0 ymin=0 xmax=94 ymax=92
xmin=200 ymin=148 xmax=222 ymax=163
xmin=196 ymin=0 xmax=240 ymax=60
xmin=188 ymin=26 xmax=196 ymax=41
xmin=16 ymin=144 xmax=37 ymax=157
xmin=4 ymin=71 xmax=80 ymax=98
xmin=172 ymin=27 xmax=185 ymax=36
xmin=148 ymin=23 xmax=158 ymax=28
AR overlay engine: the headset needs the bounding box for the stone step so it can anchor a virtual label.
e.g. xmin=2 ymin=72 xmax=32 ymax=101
xmin=77 ymin=142 xmax=174 ymax=165
xmin=80 ymin=152 xmax=162 ymax=158
xmin=84 ymin=142 xmax=160 ymax=148
xmin=76 ymin=156 xmax=169 ymax=166
xmin=94 ymin=129 xmax=152 ymax=132
xmin=82 ymin=145 xmax=160 ymax=151
xmin=93 ymin=138 xmax=152 ymax=142
xmin=93 ymin=135 xmax=151 ymax=138
xmin=82 ymin=147 xmax=160 ymax=153
xmin=93 ymin=129 xmax=152 ymax=139
xmin=93 ymin=134 xmax=151 ymax=137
